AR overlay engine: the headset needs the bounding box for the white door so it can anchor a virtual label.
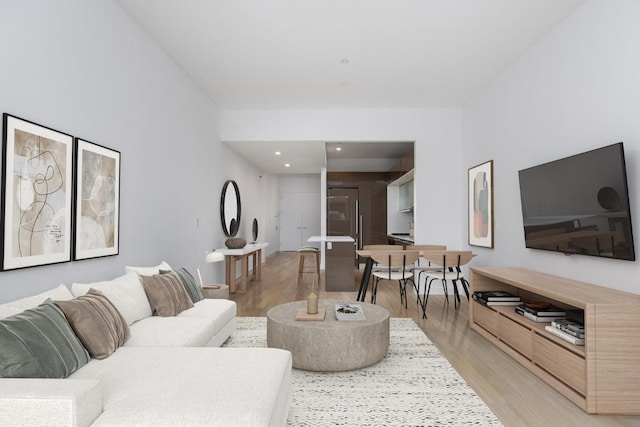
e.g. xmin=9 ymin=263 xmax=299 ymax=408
xmin=280 ymin=192 xmax=321 ymax=251
xmin=301 ymin=192 xmax=321 ymax=247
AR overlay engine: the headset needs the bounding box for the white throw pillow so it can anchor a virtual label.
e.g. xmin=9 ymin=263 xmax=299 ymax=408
xmin=72 ymin=271 xmax=152 ymax=325
xmin=0 ymin=284 xmax=73 ymax=319
xmin=125 ymin=261 xmax=172 ymax=276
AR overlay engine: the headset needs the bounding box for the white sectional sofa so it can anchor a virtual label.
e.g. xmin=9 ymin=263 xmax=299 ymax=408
xmin=0 ymin=264 xmax=292 ymax=426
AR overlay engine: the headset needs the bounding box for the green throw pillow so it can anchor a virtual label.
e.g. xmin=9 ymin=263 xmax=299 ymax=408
xmin=0 ymin=299 xmax=90 ymax=378
xmin=160 ymin=268 xmax=203 ymax=303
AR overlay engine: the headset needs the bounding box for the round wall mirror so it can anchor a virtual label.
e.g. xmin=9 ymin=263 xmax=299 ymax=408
xmin=220 ymin=180 xmax=241 ymax=237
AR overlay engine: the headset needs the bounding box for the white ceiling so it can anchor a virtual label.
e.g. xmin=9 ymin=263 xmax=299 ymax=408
xmin=225 ymin=140 xmax=415 ymax=174
xmin=116 ymin=0 xmax=584 ymax=172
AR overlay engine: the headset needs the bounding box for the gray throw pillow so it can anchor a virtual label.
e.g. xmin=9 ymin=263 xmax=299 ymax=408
xmin=0 ymin=299 xmax=90 ymax=378
xmin=55 ymin=289 xmax=131 ymax=360
xmin=141 ymin=272 xmax=194 ymax=317
xmin=160 ymin=268 xmax=203 ymax=303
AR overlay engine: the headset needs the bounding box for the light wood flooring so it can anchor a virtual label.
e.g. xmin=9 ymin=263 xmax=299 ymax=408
xmin=230 ymin=251 xmax=640 ymax=427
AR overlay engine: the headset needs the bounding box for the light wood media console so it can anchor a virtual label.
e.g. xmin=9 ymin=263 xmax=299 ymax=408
xmin=469 ymin=267 xmax=640 ymax=415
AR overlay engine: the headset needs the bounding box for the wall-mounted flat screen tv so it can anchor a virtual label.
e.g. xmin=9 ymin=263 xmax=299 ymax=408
xmin=518 ymin=142 xmax=635 ymax=261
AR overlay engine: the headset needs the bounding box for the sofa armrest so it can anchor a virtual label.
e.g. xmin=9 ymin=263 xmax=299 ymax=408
xmin=0 ymin=378 xmax=102 ymax=427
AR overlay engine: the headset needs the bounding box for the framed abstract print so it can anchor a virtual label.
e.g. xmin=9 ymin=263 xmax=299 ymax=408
xmin=73 ymin=138 xmax=120 ymax=260
xmin=468 ymin=160 xmax=494 ymax=248
xmin=1 ymin=114 xmax=74 ymax=270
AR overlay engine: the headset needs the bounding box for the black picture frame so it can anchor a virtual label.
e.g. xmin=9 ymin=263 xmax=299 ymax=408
xmin=1 ymin=114 xmax=74 ymax=270
xmin=73 ymin=138 xmax=121 ymax=260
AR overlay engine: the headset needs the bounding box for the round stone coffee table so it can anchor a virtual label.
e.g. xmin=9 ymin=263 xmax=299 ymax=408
xmin=266 ymin=299 xmax=389 ymax=372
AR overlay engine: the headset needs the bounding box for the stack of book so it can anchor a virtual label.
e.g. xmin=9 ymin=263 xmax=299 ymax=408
xmin=515 ymin=303 xmax=566 ymax=322
xmin=545 ymin=319 xmax=585 ymax=345
xmin=472 ymin=291 xmax=521 ymax=306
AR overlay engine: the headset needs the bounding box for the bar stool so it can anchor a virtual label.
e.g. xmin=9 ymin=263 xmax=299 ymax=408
xmin=297 ymin=247 xmax=320 ymax=287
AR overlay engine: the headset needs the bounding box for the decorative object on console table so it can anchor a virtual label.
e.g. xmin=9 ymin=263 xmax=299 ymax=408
xmin=1 ymin=114 xmax=74 ymax=270
xmin=196 ymin=250 xmax=224 ymax=286
xmin=468 ymin=160 xmax=494 ymax=248
xmin=73 ymin=139 xmax=121 ymax=260
xmin=225 ymin=237 xmax=246 ymax=249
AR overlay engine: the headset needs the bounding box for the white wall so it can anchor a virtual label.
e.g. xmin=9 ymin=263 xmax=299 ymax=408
xmin=462 ymin=0 xmax=640 ymax=294
xmin=0 ymin=1 xmax=257 ymax=302
xmin=220 ymin=108 xmax=464 ymax=251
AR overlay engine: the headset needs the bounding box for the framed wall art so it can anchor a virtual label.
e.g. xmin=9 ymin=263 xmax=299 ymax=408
xmin=1 ymin=114 xmax=74 ymax=270
xmin=73 ymin=138 xmax=120 ymax=260
xmin=468 ymin=160 xmax=494 ymax=248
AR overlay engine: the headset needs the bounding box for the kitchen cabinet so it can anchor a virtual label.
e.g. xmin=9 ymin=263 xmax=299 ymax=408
xmin=399 ymin=180 xmax=414 ymax=211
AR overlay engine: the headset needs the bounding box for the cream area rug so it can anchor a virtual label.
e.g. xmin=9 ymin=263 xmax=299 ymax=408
xmin=223 ymin=317 xmax=502 ymax=426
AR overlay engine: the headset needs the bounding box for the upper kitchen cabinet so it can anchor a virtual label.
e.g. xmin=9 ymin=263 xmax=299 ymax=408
xmin=390 ymin=169 xmax=414 ymax=212
xmin=387 ymin=169 xmax=415 ymax=236
xmin=399 ymin=180 xmax=414 ymax=212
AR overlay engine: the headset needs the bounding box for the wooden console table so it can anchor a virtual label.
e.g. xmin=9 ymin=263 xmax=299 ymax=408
xmin=215 ymin=242 xmax=268 ymax=293
xmin=470 ymin=267 xmax=640 ymax=415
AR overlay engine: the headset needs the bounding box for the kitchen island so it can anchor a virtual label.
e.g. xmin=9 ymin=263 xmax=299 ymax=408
xmin=308 ymin=236 xmax=356 ymax=292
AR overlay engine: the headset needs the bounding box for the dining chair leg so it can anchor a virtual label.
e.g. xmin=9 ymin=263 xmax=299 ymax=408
xmin=452 ymin=280 xmax=460 ymax=309
xmin=422 ymin=278 xmax=437 ymax=319
xmin=441 ymin=280 xmax=449 ymax=305
xmin=416 ymin=271 xmax=425 ymax=305
xmin=408 ymin=277 xmax=421 ymax=309
xmin=371 ymin=277 xmax=379 ymax=304
xmin=397 ymin=280 xmax=404 ymax=307
xmin=460 ymin=278 xmax=470 ymax=300
xmin=403 ymin=280 xmax=408 ymax=308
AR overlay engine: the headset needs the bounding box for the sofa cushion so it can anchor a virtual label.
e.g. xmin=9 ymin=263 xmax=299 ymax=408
xmin=55 ymin=289 xmax=130 ymax=360
xmin=125 ymin=316 xmax=217 ymax=347
xmin=179 ymin=299 xmax=236 ymax=335
xmin=140 ymin=273 xmax=193 ymax=317
xmin=68 ymin=347 xmax=292 ymax=427
xmin=0 ymin=284 xmax=74 ymax=319
xmin=0 ymin=300 xmax=90 ymax=378
xmin=160 ymin=268 xmax=203 ymax=303
xmin=71 ymin=271 xmax=152 ymax=325
xmin=125 ymin=261 xmax=172 ymax=276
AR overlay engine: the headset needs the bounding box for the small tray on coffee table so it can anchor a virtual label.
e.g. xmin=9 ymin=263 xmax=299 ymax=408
xmin=295 ymin=308 xmax=326 ymax=321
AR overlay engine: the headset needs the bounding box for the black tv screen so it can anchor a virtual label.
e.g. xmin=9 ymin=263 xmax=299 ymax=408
xmin=518 ymin=142 xmax=635 ymax=261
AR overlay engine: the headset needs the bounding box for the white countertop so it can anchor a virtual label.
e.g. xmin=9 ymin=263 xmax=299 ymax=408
xmin=308 ymin=235 xmax=355 ymax=243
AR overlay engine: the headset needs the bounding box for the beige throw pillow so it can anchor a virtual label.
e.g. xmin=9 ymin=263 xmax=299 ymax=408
xmin=55 ymin=289 xmax=130 ymax=360
xmin=141 ymin=272 xmax=194 ymax=317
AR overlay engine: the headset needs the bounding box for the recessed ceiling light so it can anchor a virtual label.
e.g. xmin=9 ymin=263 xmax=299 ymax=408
xmin=336 ymin=147 xmax=342 ymax=151
xmin=275 ymin=151 xmax=281 ymax=155
xmin=340 ymin=58 xmax=349 ymax=65
xmin=285 ymin=163 xmax=290 ymax=167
